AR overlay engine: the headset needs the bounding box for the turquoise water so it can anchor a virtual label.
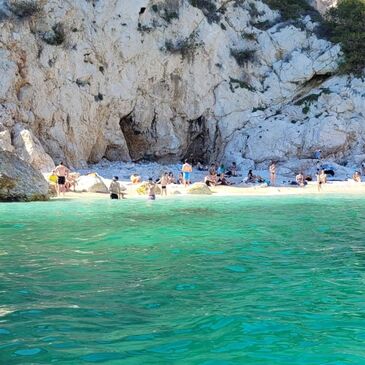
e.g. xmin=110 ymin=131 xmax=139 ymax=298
xmin=1 ymin=196 xmax=365 ymax=364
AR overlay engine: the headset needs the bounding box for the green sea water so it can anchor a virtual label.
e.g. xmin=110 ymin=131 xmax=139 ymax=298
xmin=0 ymin=196 xmax=365 ymax=365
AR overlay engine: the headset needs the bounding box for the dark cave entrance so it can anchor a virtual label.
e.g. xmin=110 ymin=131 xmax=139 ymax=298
xmin=182 ymin=116 xmax=210 ymax=164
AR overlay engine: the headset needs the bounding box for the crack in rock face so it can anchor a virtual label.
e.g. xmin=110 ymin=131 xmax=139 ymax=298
xmin=0 ymin=0 xmax=363 ymax=173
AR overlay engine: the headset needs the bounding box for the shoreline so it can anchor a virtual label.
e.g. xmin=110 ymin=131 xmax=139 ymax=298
xmin=51 ymin=181 xmax=365 ymax=201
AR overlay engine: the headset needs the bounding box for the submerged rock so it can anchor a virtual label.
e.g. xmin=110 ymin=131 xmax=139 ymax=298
xmin=187 ymin=183 xmax=212 ymax=195
xmin=0 ymin=151 xmax=49 ymax=201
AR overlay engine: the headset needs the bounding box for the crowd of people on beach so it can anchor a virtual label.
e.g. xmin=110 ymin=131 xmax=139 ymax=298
xmin=48 ymin=152 xmax=364 ymax=200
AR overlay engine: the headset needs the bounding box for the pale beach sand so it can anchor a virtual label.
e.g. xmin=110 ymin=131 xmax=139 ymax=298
xmin=52 ymin=180 xmax=365 ymax=201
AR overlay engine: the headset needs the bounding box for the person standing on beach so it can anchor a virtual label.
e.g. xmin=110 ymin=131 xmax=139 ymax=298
xmin=54 ymin=162 xmax=70 ymax=196
xmin=109 ymin=176 xmax=122 ymax=199
xmin=181 ymin=159 xmax=192 ymax=187
xmin=160 ymin=172 xmax=169 ymax=196
xmin=317 ymin=170 xmax=327 ymax=191
xmin=147 ymin=178 xmax=156 ymax=200
xmin=269 ymin=162 xmax=276 ymax=186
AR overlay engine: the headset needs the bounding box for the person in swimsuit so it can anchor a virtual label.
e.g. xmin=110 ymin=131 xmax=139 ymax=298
xmin=109 ymin=176 xmax=121 ymax=199
xmin=54 ymin=162 xmax=70 ymax=196
xmin=228 ymin=162 xmax=237 ymax=177
xmin=317 ymin=170 xmax=327 ymax=191
xmin=204 ymin=171 xmax=217 ymax=187
xmin=181 ymin=159 xmax=192 ymax=187
xmin=269 ymin=162 xmax=276 ymax=186
xmin=160 ymin=172 xmax=169 ymax=196
xmin=353 ymin=171 xmax=361 ymax=182
xmin=246 ymin=169 xmax=256 ymax=183
xmin=147 ymin=178 xmax=156 ymax=200
xmin=296 ymin=172 xmax=305 ymax=187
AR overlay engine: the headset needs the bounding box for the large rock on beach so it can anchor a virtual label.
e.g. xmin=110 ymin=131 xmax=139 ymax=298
xmin=0 ymin=151 xmax=49 ymax=201
xmin=76 ymin=174 xmax=108 ymax=193
xmin=187 ymin=183 xmax=212 ymax=195
xmin=12 ymin=124 xmax=55 ymax=173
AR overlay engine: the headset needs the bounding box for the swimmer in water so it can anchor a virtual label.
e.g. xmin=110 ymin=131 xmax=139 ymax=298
xmin=147 ymin=178 xmax=156 ymax=200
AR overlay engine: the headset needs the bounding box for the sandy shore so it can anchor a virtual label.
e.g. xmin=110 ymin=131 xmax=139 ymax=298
xmin=51 ymin=180 xmax=365 ymax=201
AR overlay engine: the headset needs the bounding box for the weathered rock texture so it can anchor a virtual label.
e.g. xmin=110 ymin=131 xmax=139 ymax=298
xmin=0 ymin=0 xmax=364 ymax=172
xmin=0 ymin=150 xmax=49 ymax=201
xmin=309 ymin=0 xmax=338 ymax=14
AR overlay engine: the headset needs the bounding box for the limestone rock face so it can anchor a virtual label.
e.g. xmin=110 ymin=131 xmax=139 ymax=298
xmin=0 ymin=0 xmax=363 ymax=172
xmin=0 ymin=128 xmax=14 ymax=152
xmin=0 ymin=151 xmax=49 ymax=201
xmin=12 ymin=124 xmax=55 ymax=172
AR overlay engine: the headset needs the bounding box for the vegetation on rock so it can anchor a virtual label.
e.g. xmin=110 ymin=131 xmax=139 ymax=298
xmin=325 ymin=0 xmax=365 ymax=75
xmin=263 ymin=0 xmax=319 ymax=21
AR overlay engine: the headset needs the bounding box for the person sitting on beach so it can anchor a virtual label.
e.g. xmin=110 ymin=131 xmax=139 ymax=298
xmin=295 ymin=172 xmax=306 ymax=187
xmin=204 ymin=171 xmax=217 ymax=187
xmin=130 ymin=174 xmax=141 ymax=184
xmin=209 ymin=163 xmax=217 ymax=175
xmin=196 ymin=162 xmax=208 ymax=171
xmin=217 ymin=173 xmax=232 ymax=186
xmin=353 ymin=171 xmax=361 ymax=182
xmin=160 ymin=172 xmax=169 ymax=196
xmin=181 ymin=160 xmax=193 ymax=187
xmin=109 ymin=176 xmax=125 ymax=199
xmin=65 ymin=172 xmax=80 ymax=192
xmin=54 ymin=161 xmax=70 ymax=196
xmin=226 ymin=162 xmax=237 ymax=177
xmin=147 ymin=178 xmax=156 ymax=200
xmin=317 ymin=170 xmax=327 ymax=191
xmin=246 ymin=169 xmax=256 ymax=183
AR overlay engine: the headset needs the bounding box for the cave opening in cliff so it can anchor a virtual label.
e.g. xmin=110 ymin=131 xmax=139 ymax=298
xmin=119 ymin=113 xmax=151 ymax=161
xmin=183 ymin=116 xmax=209 ymax=164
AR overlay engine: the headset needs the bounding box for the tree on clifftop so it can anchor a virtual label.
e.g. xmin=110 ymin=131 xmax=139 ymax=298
xmin=326 ymin=0 xmax=365 ymax=75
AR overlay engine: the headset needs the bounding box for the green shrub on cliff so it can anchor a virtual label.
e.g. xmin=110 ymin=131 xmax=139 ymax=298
xmin=263 ymin=0 xmax=319 ymax=21
xmin=325 ymin=0 xmax=365 ymax=75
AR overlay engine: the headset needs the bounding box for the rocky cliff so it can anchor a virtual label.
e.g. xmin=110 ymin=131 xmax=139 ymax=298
xmin=0 ymin=0 xmax=364 ymax=172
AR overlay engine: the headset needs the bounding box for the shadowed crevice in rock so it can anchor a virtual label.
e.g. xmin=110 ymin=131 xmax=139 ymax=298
xmin=119 ymin=111 xmax=152 ymax=161
xmin=183 ymin=116 xmax=210 ymax=164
